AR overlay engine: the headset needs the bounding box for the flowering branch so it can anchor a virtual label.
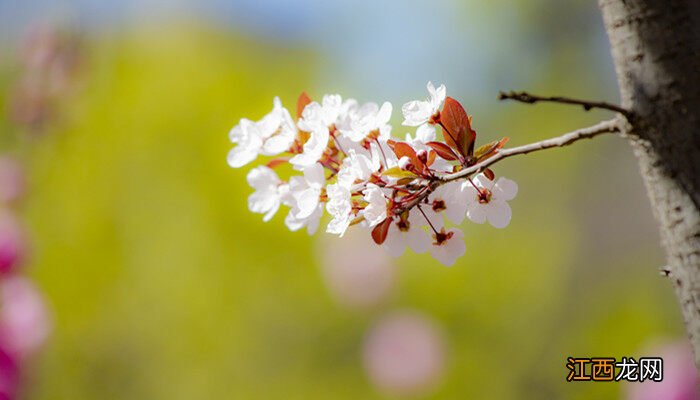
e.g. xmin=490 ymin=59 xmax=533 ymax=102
xmin=498 ymin=91 xmax=632 ymax=118
xmin=226 ymin=82 xmax=619 ymax=266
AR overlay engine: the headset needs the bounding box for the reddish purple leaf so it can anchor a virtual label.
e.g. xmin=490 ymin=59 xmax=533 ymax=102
xmin=425 ymin=141 xmax=459 ymax=161
xmin=371 ymin=217 xmax=392 ymax=245
xmin=296 ymin=91 xmax=312 ymax=120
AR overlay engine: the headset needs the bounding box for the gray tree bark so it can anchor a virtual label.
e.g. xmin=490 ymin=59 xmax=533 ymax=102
xmin=598 ymin=0 xmax=700 ymax=366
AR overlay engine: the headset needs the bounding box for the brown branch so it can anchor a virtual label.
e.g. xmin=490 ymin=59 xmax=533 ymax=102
xmin=396 ymin=119 xmax=621 ymax=213
xmin=499 ymin=91 xmax=632 ymax=118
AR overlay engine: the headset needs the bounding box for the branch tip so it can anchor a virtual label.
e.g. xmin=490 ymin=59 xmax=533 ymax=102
xmin=499 ymin=90 xmax=632 ymax=118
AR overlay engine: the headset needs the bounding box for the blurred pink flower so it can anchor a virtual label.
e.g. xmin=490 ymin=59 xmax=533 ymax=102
xmin=0 ymin=276 xmax=51 ymax=359
xmin=0 ymin=158 xmax=25 ymax=205
xmin=0 ymin=346 xmax=18 ymax=400
xmin=0 ymin=216 xmax=26 ymax=275
xmin=362 ymin=311 xmax=446 ymax=396
xmin=319 ymin=229 xmax=395 ymax=309
xmin=626 ymin=341 xmax=700 ymax=400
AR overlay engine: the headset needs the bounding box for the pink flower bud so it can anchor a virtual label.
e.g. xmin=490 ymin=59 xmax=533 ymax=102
xmin=0 ymin=276 xmax=51 ymax=359
xmin=0 ymin=158 xmax=25 ymax=205
xmin=416 ymin=149 xmax=428 ymax=164
xmin=0 ymin=217 xmax=26 ymax=276
xmin=363 ymin=311 xmax=446 ymax=396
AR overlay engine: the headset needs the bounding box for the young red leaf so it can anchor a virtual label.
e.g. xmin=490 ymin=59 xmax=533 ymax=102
xmin=427 ymin=150 xmax=437 ymax=166
xmin=371 ymin=217 xmax=392 ymax=245
xmin=439 ymin=97 xmax=476 ymax=158
xmin=460 ymin=125 xmax=477 ymax=159
xmin=296 ymin=91 xmax=312 ymax=120
xmin=425 ymin=141 xmax=459 ymax=161
xmin=391 ymin=142 xmax=424 ymax=170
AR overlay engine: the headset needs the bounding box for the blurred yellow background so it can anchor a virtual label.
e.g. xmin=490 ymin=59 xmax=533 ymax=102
xmin=0 ymin=1 xmax=685 ymax=399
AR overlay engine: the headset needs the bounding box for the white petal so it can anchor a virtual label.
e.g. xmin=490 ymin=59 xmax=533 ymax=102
xmin=246 ymin=166 xmax=279 ymax=190
xmin=303 ymin=163 xmax=326 ymax=188
xmin=431 ymin=84 xmax=447 ymax=108
xmin=461 ymin=183 xmax=480 ymax=205
xmin=401 ymin=101 xmax=432 ymax=126
xmin=295 ymin=188 xmax=320 ymax=219
xmin=382 ymin=223 xmax=407 ymax=257
xmin=426 ymin=81 xmax=437 ymax=98
xmin=363 ymin=184 xmax=388 ymax=227
xmin=416 ymin=124 xmax=436 ymax=143
xmin=486 ymin=201 xmax=512 ymax=229
xmin=262 ymin=201 xmax=280 ymax=222
xmin=326 ymin=215 xmax=351 ymax=237
xmin=262 ymin=133 xmax=294 ymax=155
xmin=473 ymin=173 xmax=495 ymax=190
xmin=494 ymin=177 xmax=518 ymax=201
xmin=430 ymin=229 xmax=465 ymax=267
xmin=305 ymin=205 xmax=324 ymax=235
xmin=285 ymin=212 xmax=304 ymax=232
xmin=227 ymin=145 xmax=258 ymax=168
xmin=466 ymin=204 xmax=487 ymax=224
xmin=444 ymin=202 xmax=467 ymax=225
xmin=406 ymin=226 xmax=431 ymax=254
xmin=376 ymin=102 xmax=393 ymax=124
xmin=248 ymin=191 xmax=275 ymax=214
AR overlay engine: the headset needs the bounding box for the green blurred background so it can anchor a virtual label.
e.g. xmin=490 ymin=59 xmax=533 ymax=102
xmin=0 ymin=0 xmax=684 ymax=399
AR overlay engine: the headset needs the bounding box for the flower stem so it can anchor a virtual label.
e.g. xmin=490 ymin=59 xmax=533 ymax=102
xmin=374 ymin=138 xmax=388 ymax=169
xmin=417 ymin=204 xmax=439 ymax=236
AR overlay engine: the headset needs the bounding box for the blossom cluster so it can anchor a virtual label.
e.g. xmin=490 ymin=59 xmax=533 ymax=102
xmin=227 ymin=82 xmax=517 ymax=266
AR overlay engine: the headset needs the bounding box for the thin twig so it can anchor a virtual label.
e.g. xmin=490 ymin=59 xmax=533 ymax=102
xmin=395 ymin=119 xmax=621 ymax=213
xmin=499 ymin=91 xmax=632 ymax=118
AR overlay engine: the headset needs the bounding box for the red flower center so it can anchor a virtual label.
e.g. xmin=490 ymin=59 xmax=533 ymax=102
xmin=432 ymin=199 xmax=446 ymax=212
xmin=478 ymin=188 xmax=492 ymax=204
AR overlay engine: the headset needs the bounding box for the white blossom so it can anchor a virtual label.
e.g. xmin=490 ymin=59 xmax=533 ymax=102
xmin=289 ymin=125 xmax=330 ymax=167
xmin=344 ymin=148 xmax=380 ymax=182
xmin=226 ymin=84 xmax=520 ymax=267
xmin=259 ymin=98 xmax=297 ymax=155
xmin=228 ymin=98 xmax=297 ymax=168
xmin=429 ymin=228 xmax=466 ymax=267
xmin=285 ymin=204 xmax=323 ymax=235
xmin=246 ymin=166 xmax=286 ymax=222
xmin=401 ymin=81 xmax=446 ymax=127
xmin=227 ymin=119 xmax=263 ymax=168
xmin=382 ymin=210 xmax=431 ymax=257
xmin=340 ymin=102 xmax=393 ymax=142
xmin=284 ymin=163 xmax=326 ymax=233
xmin=463 ymin=174 xmax=518 ymax=228
xmin=326 ymin=183 xmax=354 ymax=237
xmin=363 ymin=184 xmax=388 ymax=227
xmin=424 ymin=181 xmax=469 ymax=225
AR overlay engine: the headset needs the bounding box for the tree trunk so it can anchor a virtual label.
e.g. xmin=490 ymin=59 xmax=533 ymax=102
xmin=598 ymin=0 xmax=700 ymax=366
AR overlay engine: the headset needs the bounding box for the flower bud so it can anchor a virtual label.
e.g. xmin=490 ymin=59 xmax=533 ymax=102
xmin=398 ymin=156 xmax=412 ymax=171
xmin=416 ymin=149 xmax=428 ymax=164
